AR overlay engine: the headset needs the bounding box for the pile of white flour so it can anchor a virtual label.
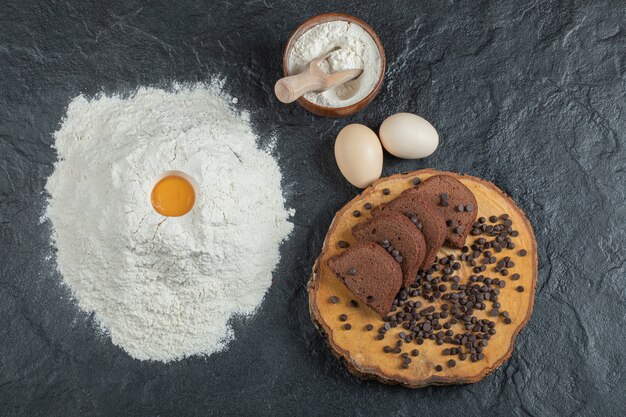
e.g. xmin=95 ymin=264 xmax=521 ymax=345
xmin=287 ymin=21 xmax=382 ymax=107
xmin=45 ymin=82 xmax=293 ymax=362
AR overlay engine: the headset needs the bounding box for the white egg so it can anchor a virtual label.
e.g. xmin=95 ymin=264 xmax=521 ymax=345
xmin=379 ymin=113 xmax=439 ymax=159
xmin=334 ymin=124 xmax=383 ymax=188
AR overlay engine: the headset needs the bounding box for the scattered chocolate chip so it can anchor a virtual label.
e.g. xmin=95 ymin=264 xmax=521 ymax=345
xmin=504 ymin=317 xmax=512 ymax=324
xmin=353 ymin=210 xmax=361 ymax=218
xmin=435 ymin=365 xmax=443 ymax=372
xmin=447 ymin=359 xmax=456 ymax=368
xmin=411 ymin=349 xmax=419 ymax=356
xmin=339 ymin=314 xmax=348 ymax=321
xmin=366 ymin=295 xmax=375 ymax=303
xmin=383 ymin=188 xmax=391 ymax=195
xmin=511 ymin=273 xmax=520 ymax=280
xmin=465 ymin=204 xmax=473 ymax=212
xmin=489 ymin=215 xmax=498 ymax=223
xmin=516 ymin=285 xmax=525 ymax=292
xmin=364 ymin=202 xmax=372 ymax=210
xmin=338 ymin=240 xmax=349 ymax=248
xmin=330 ymin=296 xmax=339 ymax=304
xmin=519 ymin=249 xmax=527 ymax=257
xmin=455 ymin=226 xmax=464 ymax=234
xmin=348 ymin=268 xmax=357 ymax=276
xmin=501 ymin=214 xmax=510 ymax=220
xmin=456 ymin=204 xmax=465 ymax=212
xmin=349 ymin=300 xmax=359 ymax=308
xmin=343 ymin=324 xmax=352 ymax=330
xmin=365 ymin=324 xmax=374 ymax=331
xmin=383 ymin=346 xmax=392 ymax=353
xmin=412 ymin=177 xmax=421 ymax=185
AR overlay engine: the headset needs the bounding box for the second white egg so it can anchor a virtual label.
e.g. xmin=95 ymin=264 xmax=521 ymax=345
xmin=379 ymin=113 xmax=439 ymax=159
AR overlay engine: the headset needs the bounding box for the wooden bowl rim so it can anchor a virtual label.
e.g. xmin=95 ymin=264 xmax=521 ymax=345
xmin=282 ymin=12 xmax=387 ymax=117
xmin=308 ymin=169 xmax=539 ymax=388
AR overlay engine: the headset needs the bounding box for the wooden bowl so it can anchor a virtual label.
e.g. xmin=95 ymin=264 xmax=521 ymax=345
xmin=309 ymin=169 xmax=538 ymax=387
xmin=282 ymin=13 xmax=386 ymax=118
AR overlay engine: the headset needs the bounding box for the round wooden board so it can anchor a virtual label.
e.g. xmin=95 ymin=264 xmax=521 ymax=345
xmin=308 ymin=169 xmax=537 ymax=388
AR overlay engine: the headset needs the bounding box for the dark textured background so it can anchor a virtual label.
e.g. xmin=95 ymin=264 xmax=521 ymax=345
xmin=1 ymin=0 xmax=625 ymax=416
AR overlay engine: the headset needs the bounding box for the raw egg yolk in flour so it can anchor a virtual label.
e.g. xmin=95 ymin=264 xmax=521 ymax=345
xmin=151 ymin=174 xmax=196 ymax=217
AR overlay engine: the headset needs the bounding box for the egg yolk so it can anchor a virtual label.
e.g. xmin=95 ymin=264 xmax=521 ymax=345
xmin=151 ymin=174 xmax=196 ymax=217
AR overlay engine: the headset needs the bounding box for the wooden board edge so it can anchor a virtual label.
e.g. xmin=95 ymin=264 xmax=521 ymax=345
xmin=308 ymin=169 xmax=538 ymax=388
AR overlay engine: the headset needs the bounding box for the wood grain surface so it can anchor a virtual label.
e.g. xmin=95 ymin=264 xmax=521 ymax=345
xmin=308 ymin=169 xmax=538 ymax=387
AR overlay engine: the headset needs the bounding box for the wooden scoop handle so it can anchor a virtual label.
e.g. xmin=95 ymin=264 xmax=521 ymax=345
xmin=274 ymin=71 xmax=324 ymax=104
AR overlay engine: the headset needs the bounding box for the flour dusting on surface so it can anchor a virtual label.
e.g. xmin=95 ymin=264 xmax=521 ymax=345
xmin=45 ymin=82 xmax=293 ymax=362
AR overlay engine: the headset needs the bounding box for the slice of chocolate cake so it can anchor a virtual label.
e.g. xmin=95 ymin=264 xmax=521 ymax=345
xmin=406 ymin=175 xmax=478 ymax=248
xmin=352 ymin=211 xmax=426 ymax=288
xmin=327 ymin=242 xmax=402 ymax=316
xmin=371 ymin=196 xmax=446 ymax=270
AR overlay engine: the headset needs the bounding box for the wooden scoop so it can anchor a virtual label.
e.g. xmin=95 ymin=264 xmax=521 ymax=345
xmin=274 ymin=52 xmax=363 ymax=104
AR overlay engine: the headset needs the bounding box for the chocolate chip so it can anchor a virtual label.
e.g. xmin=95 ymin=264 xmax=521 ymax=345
xmin=343 ymin=324 xmax=352 ymax=330
xmin=383 ymin=188 xmax=391 ymax=195
xmin=435 ymin=365 xmax=443 ymax=372
xmin=501 ymin=214 xmax=510 ymax=220
xmin=511 ymin=273 xmax=520 ymax=280
xmin=393 ymin=347 xmax=402 ymax=354
xmin=381 ymin=239 xmax=390 ymax=248
xmin=489 ymin=215 xmax=498 ymax=223
xmin=519 ymin=249 xmax=527 ymax=256
xmin=412 ymin=177 xmax=421 ymax=185
xmin=504 ymin=317 xmax=512 ymax=324
xmin=364 ymin=202 xmax=372 ymax=210
xmin=383 ymin=346 xmax=392 ymax=353
xmin=339 ymin=314 xmax=348 ymax=321
xmin=365 ymin=324 xmax=374 ymax=331
xmin=516 ymin=285 xmax=525 ymax=292
xmin=456 ymin=204 xmax=465 ymax=212
xmin=447 ymin=359 xmax=456 ymax=368
xmin=411 ymin=349 xmax=419 ymax=357
xmin=338 ymin=240 xmax=349 ymax=248
xmin=348 ymin=268 xmax=357 ymax=276
xmin=455 ymin=226 xmax=464 ymax=234
xmin=441 ymin=201 xmax=449 ymax=207
xmin=366 ymin=295 xmax=375 ymax=303
xmin=353 ymin=210 xmax=361 ymax=218
xmin=349 ymin=300 xmax=359 ymax=307
xmin=329 ymin=296 xmax=339 ymax=304
xmin=465 ymin=204 xmax=473 ymax=212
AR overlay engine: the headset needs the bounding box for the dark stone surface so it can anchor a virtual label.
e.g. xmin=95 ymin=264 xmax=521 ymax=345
xmin=1 ymin=0 xmax=625 ymax=415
